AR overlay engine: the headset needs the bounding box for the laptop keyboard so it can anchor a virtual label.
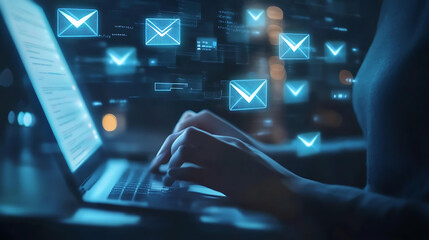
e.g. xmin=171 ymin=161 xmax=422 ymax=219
xmin=107 ymin=165 xmax=172 ymax=202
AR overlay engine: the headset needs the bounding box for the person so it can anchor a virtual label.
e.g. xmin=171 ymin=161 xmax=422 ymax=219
xmin=150 ymin=0 xmax=429 ymax=238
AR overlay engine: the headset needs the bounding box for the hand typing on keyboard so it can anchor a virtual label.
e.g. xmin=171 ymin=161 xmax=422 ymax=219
xmin=150 ymin=121 xmax=301 ymax=217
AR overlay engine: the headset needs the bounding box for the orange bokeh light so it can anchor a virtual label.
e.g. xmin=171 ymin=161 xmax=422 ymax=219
xmin=270 ymin=63 xmax=286 ymax=81
xmin=339 ymin=70 xmax=354 ymax=85
xmin=102 ymin=113 xmax=118 ymax=132
xmin=267 ymin=6 xmax=283 ymax=20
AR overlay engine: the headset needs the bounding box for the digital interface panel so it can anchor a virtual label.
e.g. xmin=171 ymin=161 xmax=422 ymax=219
xmin=1 ymin=0 xmax=367 ymax=158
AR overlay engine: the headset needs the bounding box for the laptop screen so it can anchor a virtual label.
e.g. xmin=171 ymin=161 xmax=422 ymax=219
xmin=0 ymin=0 xmax=102 ymax=172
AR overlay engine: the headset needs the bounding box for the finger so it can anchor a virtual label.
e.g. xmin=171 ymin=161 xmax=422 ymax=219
xmin=173 ymin=110 xmax=214 ymax=134
xmin=170 ymin=127 xmax=218 ymax=161
xmin=167 ymin=130 xmax=238 ymax=173
xmin=151 ymin=127 xmax=213 ymax=173
xmin=173 ymin=110 xmax=251 ymax=145
xmin=215 ymin=135 xmax=248 ymax=150
xmin=173 ymin=110 xmax=196 ymax=133
xmin=163 ymin=167 xmax=209 ymax=187
xmin=150 ymin=130 xmax=185 ymax=173
xmin=167 ymin=144 xmax=204 ymax=170
xmin=149 ymin=154 xmax=168 ymax=173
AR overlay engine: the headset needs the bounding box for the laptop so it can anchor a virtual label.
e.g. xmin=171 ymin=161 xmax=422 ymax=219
xmin=0 ymin=0 xmax=227 ymax=213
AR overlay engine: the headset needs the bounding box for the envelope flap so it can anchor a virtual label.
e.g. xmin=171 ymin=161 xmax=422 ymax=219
xmin=287 ymin=80 xmax=307 ymax=89
xmin=298 ymin=132 xmax=320 ymax=145
xmin=231 ymin=79 xmax=266 ymax=96
xmin=107 ymin=47 xmax=135 ymax=56
xmin=282 ymin=34 xmax=308 ymax=45
xmin=147 ymin=18 xmax=179 ymax=32
xmin=326 ymin=41 xmax=345 ymax=48
xmin=229 ymin=79 xmax=267 ymax=111
xmin=59 ymin=8 xmax=97 ymax=20
xmin=57 ymin=8 xmax=98 ymax=37
xmin=248 ymin=9 xmax=263 ymax=14
xmin=247 ymin=9 xmax=264 ymax=18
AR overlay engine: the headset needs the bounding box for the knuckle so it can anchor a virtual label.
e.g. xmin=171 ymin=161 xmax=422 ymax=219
xmin=199 ymin=109 xmax=212 ymax=116
xmin=180 ymin=111 xmax=192 ymax=120
xmin=175 ymin=122 xmax=186 ymax=131
xmin=183 ymin=110 xmax=195 ymax=116
xmin=183 ymin=126 xmax=198 ymax=137
xmin=166 ymin=133 xmax=176 ymax=142
xmin=177 ymin=145 xmax=193 ymax=156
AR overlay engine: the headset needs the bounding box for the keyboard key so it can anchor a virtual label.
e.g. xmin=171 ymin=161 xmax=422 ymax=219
xmin=108 ymin=166 xmax=149 ymax=201
xmin=121 ymin=192 xmax=134 ymax=201
xmin=134 ymin=193 xmax=147 ymax=202
xmin=108 ymin=192 xmax=120 ymax=200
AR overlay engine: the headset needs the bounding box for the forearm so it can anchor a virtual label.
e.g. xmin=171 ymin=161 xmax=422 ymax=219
xmin=259 ymin=142 xmax=366 ymax=186
xmin=285 ymin=179 xmax=429 ymax=239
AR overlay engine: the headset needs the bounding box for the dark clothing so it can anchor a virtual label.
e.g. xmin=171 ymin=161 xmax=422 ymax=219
xmin=295 ymin=1 xmax=429 ymax=239
xmin=353 ymin=0 xmax=429 ymax=201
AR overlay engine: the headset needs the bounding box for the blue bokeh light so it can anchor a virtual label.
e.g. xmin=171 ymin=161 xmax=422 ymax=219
xmin=8 ymin=110 xmax=15 ymax=124
xmin=23 ymin=112 xmax=33 ymax=127
xmin=17 ymin=112 xmax=24 ymax=126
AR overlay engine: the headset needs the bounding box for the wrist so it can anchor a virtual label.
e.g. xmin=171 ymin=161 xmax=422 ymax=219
xmin=239 ymin=175 xmax=306 ymax=220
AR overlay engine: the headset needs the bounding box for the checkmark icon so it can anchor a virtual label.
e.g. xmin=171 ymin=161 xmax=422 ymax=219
xmin=146 ymin=18 xmax=181 ymax=45
xmin=326 ymin=42 xmax=344 ymax=56
xmin=247 ymin=10 xmax=264 ymax=21
xmin=231 ymin=81 xmax=266 ymax=103
xmin=149 ymin=25 xmax=173 ymax=37
xmin=298 ymin=133 xmax=320 ymax=147
xmin=296 ymin=132 xmax=321 ymax=157
xmin=279 ymin=33 xmax=310 ymax=60
xmin=281 ymin=35 xmax=309 ymax=52
xmin=59 ymin=10 xmax=96 ymax=28
xmin=229 ymin=79 xmax=267 ymax=111
xmin=284 ymin=80 xmax=309 ymax=104
xmin=106 ymin=47 xmax=137 ymax=75
xmin=147 ymin=19 xmax=178 ymax=37
xmin=57 ymin=8 xmax=99 ymax=37
xmin=108 ymin=49 xmax=135 ymax=66
xmin=286 ymin=84 xmax=305 ymax=96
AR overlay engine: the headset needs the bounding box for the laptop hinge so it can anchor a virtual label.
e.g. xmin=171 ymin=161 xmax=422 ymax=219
xmin=79 ymin=162 xmax=107 ymax=195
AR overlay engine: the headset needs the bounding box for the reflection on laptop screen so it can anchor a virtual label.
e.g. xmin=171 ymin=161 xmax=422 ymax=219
xmin=0 ymin=0 xmax=102 ymax=172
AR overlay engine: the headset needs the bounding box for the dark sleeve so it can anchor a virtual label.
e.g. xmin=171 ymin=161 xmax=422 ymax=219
xmin=292 ymin=180 xmax=429 ymax=239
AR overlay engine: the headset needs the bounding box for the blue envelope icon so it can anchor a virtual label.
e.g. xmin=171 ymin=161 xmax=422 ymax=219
xmin=284 ymin=80 xmax=309 ymax=104
xmin=106 ymin=47 xmax=138 ymax=75
xmin=57 ymin=8 xmax=98 ymax=37
xmin=145 ymin=18 xmax=181 ymax=46
xmin=325 ymin=41 xmax=347 ymax=63
xmin=246 ymin=9 xmax=265 ymax=27
xmin=296 ymin=132 xmax=321 ymax=157
xmin=229 ymin=79 xmax=267 ymax=111
xmin=279 ymin=33 xmax=310 ymax=60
